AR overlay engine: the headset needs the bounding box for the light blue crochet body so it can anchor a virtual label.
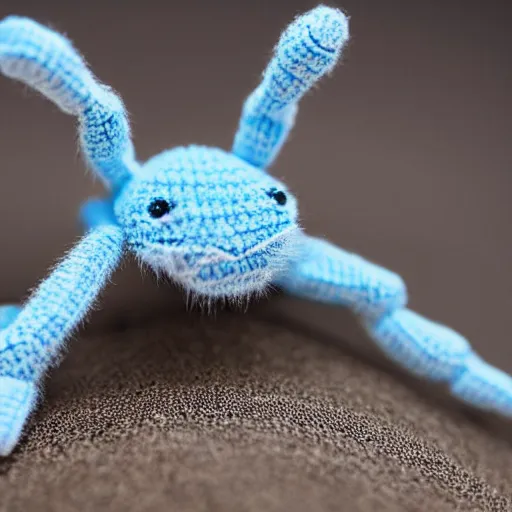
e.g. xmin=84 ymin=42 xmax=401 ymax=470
xmin=0 ymin=6 xmax=510 ymax=456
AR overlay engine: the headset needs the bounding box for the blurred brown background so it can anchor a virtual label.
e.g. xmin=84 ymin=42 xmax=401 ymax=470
xmin=0 ymin=0 xmax=511 ymax=374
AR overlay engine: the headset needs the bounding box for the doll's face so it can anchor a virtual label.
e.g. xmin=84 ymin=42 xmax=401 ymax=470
xmin=114 ymin=145 xmax=300 ymax=299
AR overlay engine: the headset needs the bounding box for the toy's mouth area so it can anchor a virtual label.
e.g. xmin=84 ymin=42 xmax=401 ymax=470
xmin=139 ymin=226 xmax=301 ymax=298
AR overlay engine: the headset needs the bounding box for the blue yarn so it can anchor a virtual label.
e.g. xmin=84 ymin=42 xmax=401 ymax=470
xmin=115 ymin=145 xmax=300 ymax=298
xmin=0 ymin=5 xmax=510 ymax=456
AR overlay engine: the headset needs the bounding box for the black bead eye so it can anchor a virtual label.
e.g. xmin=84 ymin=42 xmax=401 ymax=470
xmin=148 ymin=198 xmax=172 ymax=218
xmin=266 ymin=188 xmax=287 ymax=206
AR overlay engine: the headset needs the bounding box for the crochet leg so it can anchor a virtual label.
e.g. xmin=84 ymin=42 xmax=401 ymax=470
xmin=232 ymin=5 xmax=350 ymax=169
xmin=277 ymin=234 xmax=512 ymax=417
xmin=276 ymin=235 xmax=408 ymax=318
xmin=0 ymin=16 xmax=138 ymax=188
xmin=0 ymin=225 xmax=124 ymax=455
xmin=364 ymin=310 xmax=512 ymax=415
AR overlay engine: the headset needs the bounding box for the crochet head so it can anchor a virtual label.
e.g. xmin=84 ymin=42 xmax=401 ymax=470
xmin=114 ymin=145 xmax=300 ymax=299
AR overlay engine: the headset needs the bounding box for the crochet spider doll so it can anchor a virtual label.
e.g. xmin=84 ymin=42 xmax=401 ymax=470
xmin=0 ymin=5 xmax=511 ymax=457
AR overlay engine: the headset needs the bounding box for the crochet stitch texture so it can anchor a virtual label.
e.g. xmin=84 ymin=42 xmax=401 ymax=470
xmin=0 ymin=5 xmax=510 ymax=457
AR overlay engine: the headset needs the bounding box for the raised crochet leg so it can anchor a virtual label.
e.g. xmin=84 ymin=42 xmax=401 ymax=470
xmin=0 ymin=225 xmax=125 ymax=455
xmin=0 ymin=16 xmax=139 ymax=188
xmin=232 ymin=5 xmax=350 ymax=169
xmin=277 ymin=233 xmax=512 ymax=417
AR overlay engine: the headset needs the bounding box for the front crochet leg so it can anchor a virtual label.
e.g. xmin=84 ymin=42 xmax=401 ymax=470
xmin=0 ymin=225 xmax=124 ymax=455
xmin=277 ymin=234 xmax=512 ymax=418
